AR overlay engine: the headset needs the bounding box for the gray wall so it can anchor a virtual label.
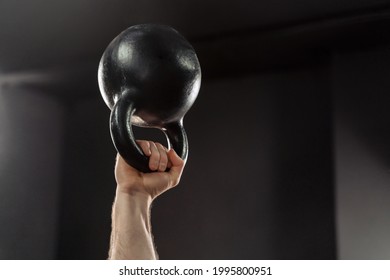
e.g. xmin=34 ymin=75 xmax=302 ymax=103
xmin=0 ymin=86 xmax=64 ymax=259
xmin=57 ymin=59 xmax=336 ymax=259
xmin=57 ymin=44 xmax=390 ymax=260
xmin=2 ymin=39 xmax=390 ymax=261
xmin=153 ymin=65 xmax=335 ymax=259
xmin=57 ymin=97 xmax=116 ymax=259
xmin=333 ymin=46 xmax=390 ymax=259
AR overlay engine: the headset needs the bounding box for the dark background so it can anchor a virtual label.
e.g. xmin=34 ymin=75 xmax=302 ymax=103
xmin=1 ymin=0 xmax=390 ymax=259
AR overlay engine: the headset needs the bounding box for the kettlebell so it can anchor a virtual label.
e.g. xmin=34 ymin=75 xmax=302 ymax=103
xmin=98 ymin=24 xmax=201 ymax=172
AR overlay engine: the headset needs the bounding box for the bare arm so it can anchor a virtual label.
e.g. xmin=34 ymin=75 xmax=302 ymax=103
xmin=109 ymin=141 xmax=185 ymax=260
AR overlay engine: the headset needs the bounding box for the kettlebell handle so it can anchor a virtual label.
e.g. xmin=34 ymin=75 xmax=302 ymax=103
xmin=110 ymin=91 xmax=188 ymax=173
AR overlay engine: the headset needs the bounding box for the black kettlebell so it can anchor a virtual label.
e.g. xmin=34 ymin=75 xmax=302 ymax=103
xmin=98 ymin=24 xmax=201 ymax=172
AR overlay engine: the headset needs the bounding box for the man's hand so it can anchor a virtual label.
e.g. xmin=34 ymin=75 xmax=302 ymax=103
xmin=114 ymin=140 xmax=186 ymax=199
xmin=110 ymin=140 xmax=186 ymax=259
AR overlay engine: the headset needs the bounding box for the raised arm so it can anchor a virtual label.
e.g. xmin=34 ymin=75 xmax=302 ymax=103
xmin=109 ymin=140 xmax=185 ymax=260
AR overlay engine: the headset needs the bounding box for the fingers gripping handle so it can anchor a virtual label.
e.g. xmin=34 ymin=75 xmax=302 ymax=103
xmin=110 ymin=97 xmax=189 ymax=173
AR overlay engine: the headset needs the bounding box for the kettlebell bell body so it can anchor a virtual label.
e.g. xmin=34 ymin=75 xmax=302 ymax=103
xmin=98 ymin=24 xmax=201 ymax=172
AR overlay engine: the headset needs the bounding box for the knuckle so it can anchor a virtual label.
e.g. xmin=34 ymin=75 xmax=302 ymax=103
xmin=158 ymin=142 xmax=168 ymax=151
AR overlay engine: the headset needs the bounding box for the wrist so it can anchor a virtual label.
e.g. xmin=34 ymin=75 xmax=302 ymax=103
xmin=113 ymin=188 xmax=153 ymax=234
xmin=115 ymin=187 xmax=153 ymax=207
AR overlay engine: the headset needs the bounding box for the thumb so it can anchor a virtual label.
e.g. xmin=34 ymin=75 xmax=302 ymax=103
xmin=167 ymin=149 xmax=185 ymax=185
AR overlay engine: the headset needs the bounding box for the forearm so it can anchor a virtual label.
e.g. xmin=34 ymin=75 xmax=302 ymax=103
xmin=109 ymin=190 xmax=157 ymax=260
